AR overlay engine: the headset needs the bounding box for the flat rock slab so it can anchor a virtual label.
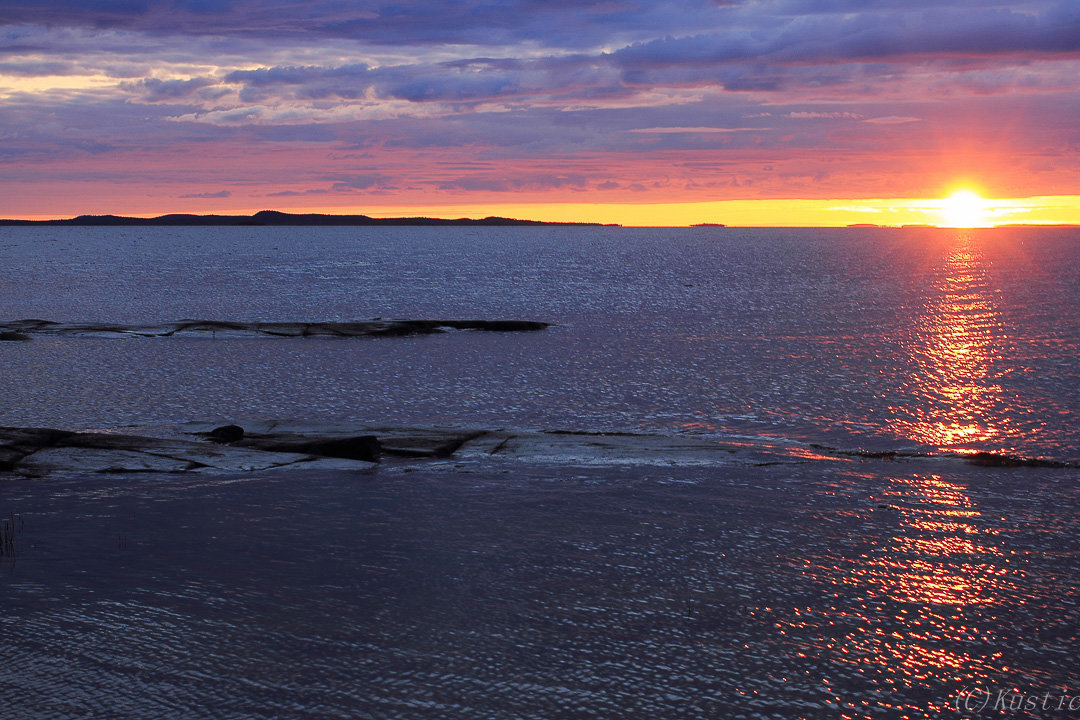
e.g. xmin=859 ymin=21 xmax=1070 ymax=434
xmin=7 ymin=421 xmax=1063 ymax=479
xmin=0 ymin=426 xmax=376 ymax=477
xmin=3 ymin=422 xmax=761 ymax=478
xmin=180 ymin=422 xmax=759 ymax=466
xmin=0 ymin=319 xmax=549 ymax=340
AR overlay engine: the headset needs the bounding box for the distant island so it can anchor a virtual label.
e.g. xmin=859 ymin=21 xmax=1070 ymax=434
xmin=0 ymin=210 xmax=617 ymax=227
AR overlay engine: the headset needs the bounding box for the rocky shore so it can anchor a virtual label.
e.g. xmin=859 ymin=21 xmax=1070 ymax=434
xmin=0 ymin=423 xmax=745 ymax=477
xmin=2 ymin=421 xmax=1072 ymax=479
xmin=0 ymin=318 xmax=550 ymax=340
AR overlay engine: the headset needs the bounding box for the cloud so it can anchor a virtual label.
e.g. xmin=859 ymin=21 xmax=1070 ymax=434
xmin=436 ymin=173 xmax=588 ymax=192
xmin=0 ymin=0 xmax=734 ymax=49
xmin=127 ymin=76 xmax=218 ymax=101
xmin=626 ymin=126 xmax=769 ymax=133
xmin=0 ymin=59 xmax=83 ymax=75
xmin=327 ymin=174 xmax=391 ymax=191
xmin=615 ymin=4 xmax=1080 ymax=70
xmin=864 ymin=115 xmax=922 ymax=124
xmin=179 ymin=189 xmax=231 ymax=198
xmin=5 ymin=0 xmax=1080 ymax=213
xmin=265 ymin=188 xmax=336 ymax=196
xmin=786 ymin=112 xmax=862 ymax=119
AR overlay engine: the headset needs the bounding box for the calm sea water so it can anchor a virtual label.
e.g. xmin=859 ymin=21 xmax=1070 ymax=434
xmin=2 ymin=226 xmax=1079 ymax=719
xmin=1 ymin=225 xmax=1079 ymax=460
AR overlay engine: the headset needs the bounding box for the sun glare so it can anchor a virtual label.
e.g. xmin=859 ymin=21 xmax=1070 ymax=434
xmin=938 ymin=190 xmax=990 ymax=228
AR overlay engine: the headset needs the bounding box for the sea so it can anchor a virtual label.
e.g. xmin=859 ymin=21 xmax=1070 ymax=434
xmin=1 ymin=225 xmax=1078 ymax=718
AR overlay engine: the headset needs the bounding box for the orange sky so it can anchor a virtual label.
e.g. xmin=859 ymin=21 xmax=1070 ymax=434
xmin=3 ymin=2 xmax=1080 ymax=225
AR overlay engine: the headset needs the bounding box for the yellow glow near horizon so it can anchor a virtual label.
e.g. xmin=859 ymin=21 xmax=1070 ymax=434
xmin=938 ymin=190 xmax=991 ymax=228
xmin=300 ymin=196 xmax=1078 ymax=227
xmin=8 ymin=195 xmax=1080 ymax=227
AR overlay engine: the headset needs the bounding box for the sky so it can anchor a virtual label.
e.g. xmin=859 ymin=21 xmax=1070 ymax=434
xmin=2 ymin=0 xmax=1079 ymax=225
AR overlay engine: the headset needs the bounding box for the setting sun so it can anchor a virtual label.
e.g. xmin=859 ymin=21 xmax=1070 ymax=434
xmin=938 ymin=190 xmax=991 ymax=228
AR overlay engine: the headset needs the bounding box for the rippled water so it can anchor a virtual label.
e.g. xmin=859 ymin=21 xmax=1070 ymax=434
xmin=2 ymin=225 xmax=1079 ymax=460
xmin=2 ymin=225 xmax=1079 ymax=718
xmin=3 ymin=459 xmax=1078 ymax=719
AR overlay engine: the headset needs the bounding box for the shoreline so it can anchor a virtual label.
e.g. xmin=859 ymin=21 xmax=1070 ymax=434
xmin=3 ymin=420 xmax=1074 ymax=480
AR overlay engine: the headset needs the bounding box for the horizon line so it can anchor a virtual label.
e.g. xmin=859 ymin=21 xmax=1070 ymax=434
xmin=3 ymin=194 xmax=1080 ymax=228
xmin=3 ymin=210 xmax=1078 ymax=230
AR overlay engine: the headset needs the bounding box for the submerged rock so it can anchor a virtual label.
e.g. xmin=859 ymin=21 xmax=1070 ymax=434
xmin=0 ymin=331 xmax=30 ymax=342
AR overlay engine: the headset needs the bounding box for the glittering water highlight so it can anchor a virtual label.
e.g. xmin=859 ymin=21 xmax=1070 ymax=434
xmin=2 ymin=225 xmax=1079 ymax=718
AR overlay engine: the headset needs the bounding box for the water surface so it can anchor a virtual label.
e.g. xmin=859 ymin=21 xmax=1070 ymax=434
xmin=2 ymin=225 xmax=1078 ymax=460
xmin=2 ymin=225 xmax=1079 ymax=718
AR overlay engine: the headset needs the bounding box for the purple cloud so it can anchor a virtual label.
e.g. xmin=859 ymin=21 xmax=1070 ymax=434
xmin=179 ymin=189 xmax=231 ymax=198
xmin=4 ymin=0 xmax=1080 ymax=213
xmin=128 ymin=76 xmax=218 ymax=101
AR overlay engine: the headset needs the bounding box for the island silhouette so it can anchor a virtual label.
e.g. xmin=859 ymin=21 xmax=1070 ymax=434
xmin=0 ymin=210 xmax=615 ymax=227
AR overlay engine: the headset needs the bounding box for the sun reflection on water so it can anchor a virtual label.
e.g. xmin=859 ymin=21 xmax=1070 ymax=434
xmin=890 ymin=233 xmax=1010 ymax=452
xmin=780 ymin=468 xmax=1025 ymax=717
xmin=852 ymin=475 xmax=1008 ymax=608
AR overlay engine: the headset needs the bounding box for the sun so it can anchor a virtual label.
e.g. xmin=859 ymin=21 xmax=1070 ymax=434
xmin=938 ymin=189 xmax=991 ymax=228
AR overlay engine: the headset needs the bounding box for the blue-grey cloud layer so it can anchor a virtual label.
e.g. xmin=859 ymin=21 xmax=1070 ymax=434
xmin=2 ymin=0 xmax=1080 ymax=207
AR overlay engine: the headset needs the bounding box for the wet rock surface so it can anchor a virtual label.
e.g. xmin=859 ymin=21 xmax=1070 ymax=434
xmin=0 ymin=318 xmax=550 ymax=339
xmin=236 ymin=434 xmax=382 ymax=463
xmin=0 ymin=426 xmax=365 ymax=477
xmin=0 ymin=422 xmax=756 ymax=477
xmin=4 ymin=422 xmax=1074 ymax=478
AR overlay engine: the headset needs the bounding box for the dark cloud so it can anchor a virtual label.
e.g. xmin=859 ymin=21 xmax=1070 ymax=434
xmin=0 ymin=0 xmax=731 ymax=48
xmin=230 ymin=65 xmax=373 ymax=102
xmin=436 ymin=174 xmax=588 ymax=192
xmin=179 ymin=189 xmax=230 ymax=198
xmin=4 ymin=0 xmax=1080 ymax=207
xmin=180 ymin=1 xmax=1080 ymax=119
xmin=266 ymin=188 xmax=336 ymax=196
xmin=326 ymin=174 xmax=391 ymax=191
xmin=614 ymin=4 xmax=1080 ymax=71
xmin=0 ymin=60 xmax=83 ymax=75
xmin=128 ymin=76 xmax=217 ymax=101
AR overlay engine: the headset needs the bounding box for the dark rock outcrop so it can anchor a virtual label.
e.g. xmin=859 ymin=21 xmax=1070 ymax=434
xmin=237 ymin=434 xmax=381 ymax=463
xmin=0 ymin=318 xmax=550 ymax=340
xmin=8 ymin=421 xmax=1074 ymax=479
xmin=0 ymin=424 xmax=496 ymax=476
xmin=379 ymin=430 xmax=487 ymax=458
xmin=0 ymin=426 xmax=380 ymax=477
xmin=963 ymin=451 xmax=1068 ymax=468
xmin=207 ymin=424 xmax=245 ymax=444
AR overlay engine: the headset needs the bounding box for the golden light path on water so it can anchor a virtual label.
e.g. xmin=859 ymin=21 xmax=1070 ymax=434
xmin=889 ymin=232 xmax=1010 ymax=452
xmin=776 ymin=464 xmax=1019 ymax=718
xmin=777 ymin=234 xmax=1039 ymax=718
xmin=846 ymin=475 xmax=1011 ymax=716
